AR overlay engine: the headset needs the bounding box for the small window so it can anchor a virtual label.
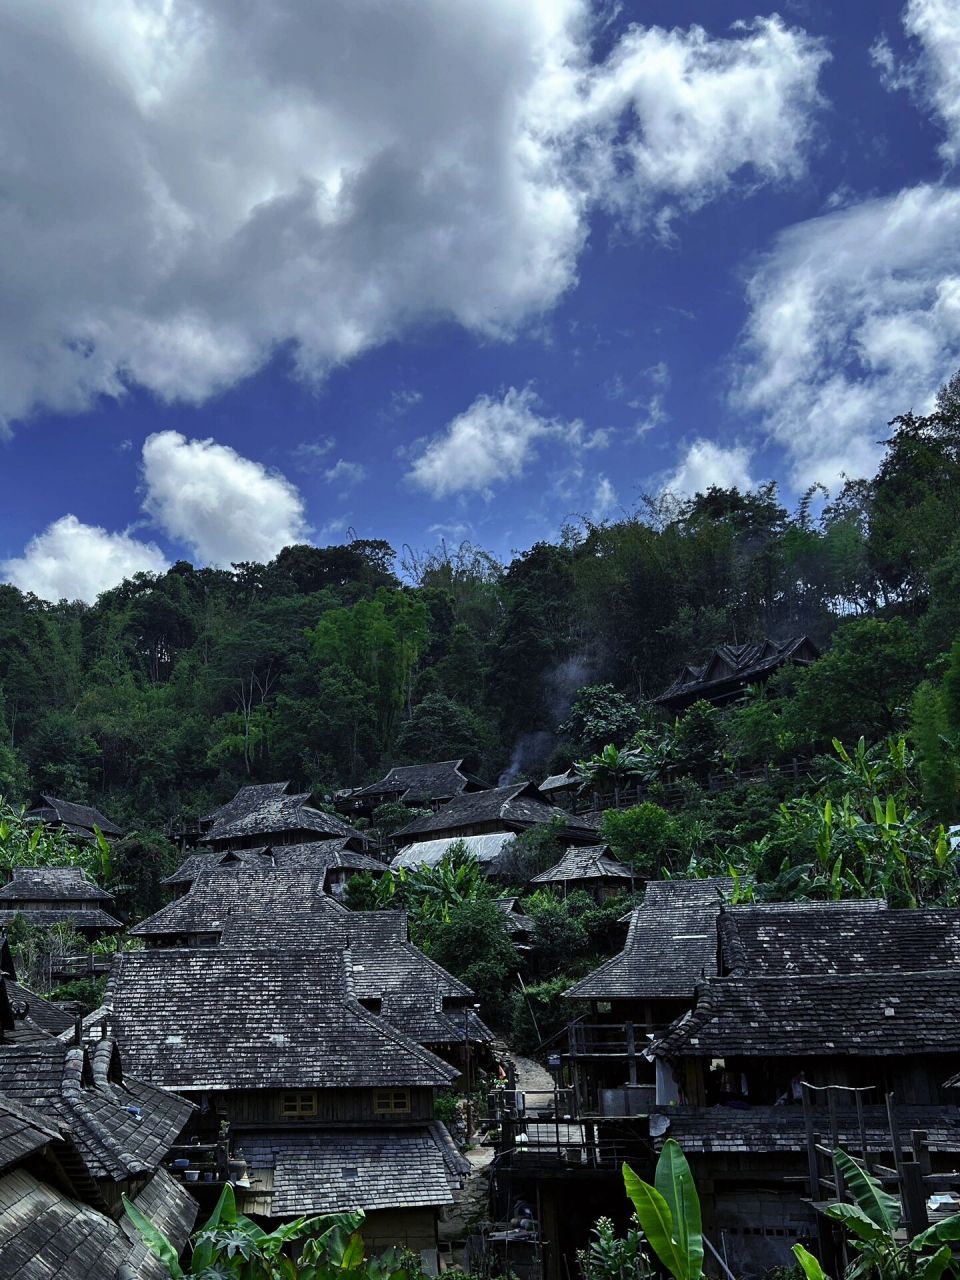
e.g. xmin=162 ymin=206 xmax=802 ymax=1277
xmin=374 ymin=1088 xmax=411 ymax=1115
xmin=280 ymin=1091 xmax=317 ymax=1118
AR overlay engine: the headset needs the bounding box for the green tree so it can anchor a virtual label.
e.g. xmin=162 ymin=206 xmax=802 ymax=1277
xmin=910 ymin=682 xmax=958 ymax=823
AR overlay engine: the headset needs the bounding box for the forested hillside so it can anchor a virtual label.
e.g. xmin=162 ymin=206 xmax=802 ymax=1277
xmin=3 ymin=374 xmax=960 ymax=899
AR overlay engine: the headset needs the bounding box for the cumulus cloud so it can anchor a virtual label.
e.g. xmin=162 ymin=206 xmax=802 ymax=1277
xmin=141 ymin=431 xmax=309 ymax=564
xmin=1 ymin=515 xmax=169 ymax=603
xmin=664 ymin=439 xmax=755 ymax=497
xmin=735 ymin=184 xmax=960 ymax=488
xmin=0 ymin=3 xmax=827 ymax=428
xmin=408 ymin=387 xmax=592 ymax=499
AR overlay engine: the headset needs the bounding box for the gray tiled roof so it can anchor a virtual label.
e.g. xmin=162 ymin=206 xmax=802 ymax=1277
xmin=530 ymin=844 xmax=635 ymax=884
xmin=654 ymin=970 xmax=960 ymax=1057
xmin=565 ymin=878 xmax=734 ymax=1001
xmin=0 ymin=867 xmax=113 ymax=902
xmin=109 ymin=947 xmax=459 ymax=1091
xmin=350 ymin=760 xmax=480 ymax=805
xmin=30 ymin=796 xmax=123 ymax=837
xmin=0 ymin=908 xmax=122 ymax=932
xmin=241 ymin=1124 xmax=467 ymax=1216
xmin=655 ymin=636 xmax=819 ymax=705
xmin=0 ymin=1166 xmax=195 ymax=1280
xmin=494 ymin=898 xmax=535 ymax=936
xmin=201 ymin=781 xmax=294 ymax=826
xmin=5 ymin=980 xmax=74 ymax=1037
xmin=0 ymin=1029 xmax=193 ymax=1182
xmin=394 ymin=781 xmax=598 ymax=842
xmin=207 ymin=791 xmax=363 ymax=846
xmin=720 ymin=902 xmax=956 ymax=976
xmin=162 ymin=839 xmax=385 ymax=888
xmin=0 ymin=1093 xmax=60 ymax=1172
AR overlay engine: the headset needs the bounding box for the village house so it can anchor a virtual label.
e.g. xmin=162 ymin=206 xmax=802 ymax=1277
xmin=338 ymin=760 xmax=488 ymax=822
xmin=107 ymin=946 xmax=470 ymax=1264
xmin=128 ymin=863 xmax=492 ymax=1068
xmin=493 ymin=897 xmax=536 ymax=947
xmin=0 ymin=974 xmax=196 ymax=1278
xmin=392 ymin=781 xmax=600 ymax=862
xmin=26 ymin=795 xmax=123 ymax=843
xmin=654 ymin=635 xmax=820 ymax=712
xmin=160 ymin=837 xmax=388 ymax=901
xmin=0 ymin=866 xmax=123 ymax=939
xmin=177 ymin=780 xmax=366 ymax=851
xmin=529 ymin=845 xmax=636 ymax=902
xmin=537 ymin=768 xmax=580 ymax=812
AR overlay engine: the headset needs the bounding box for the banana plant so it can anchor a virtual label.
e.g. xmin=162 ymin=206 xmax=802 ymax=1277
xmin=623 ymin=1140 xmax=703 ymax=1280
xmin=794 ymin=1148 xmax=960 ymax=1280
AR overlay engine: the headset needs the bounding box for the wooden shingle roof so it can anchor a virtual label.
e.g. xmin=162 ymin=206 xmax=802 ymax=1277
xmin=109 ymin=947 xmax=459 ymax=1091
xmin=161 ymin=839 xmax=384 ymax=889
xmin=530 ymin=844 xmax=635 ymax=885
xmin=206 ymin=791 xmax=363 ymax=846
xmin=350 ymin=760 xmax=483 ymax=805
xmin=241 ymin=1122 xmax=469 ymax=1216
xmin=0 ymin=867 xmax=113 ymax=903
xmin=200 ymin=781 xmax=294 ymax=826
xmin=654 ymin=636 xmax=819 ymax=708
xmin=394 ymin=781 xmax=598 ymax=843
xmin=565 ymin=878 xmax=733 ymax=1001
xmin=0 ymin=1093 xmax=60 ymax=1172
xmin=28 ymin=796 xmax=122 ymax=838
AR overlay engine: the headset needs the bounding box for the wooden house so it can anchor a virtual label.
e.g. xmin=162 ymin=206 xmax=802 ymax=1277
xmin=161 ymin=838 xmax=388 ymax=901
xmin=26 ymin=795 xmax=123 ymax=843
xmin=493 ymin=897 xmax=535 ymax=947
xmin=180 ymin=781 xmax=365 ymax=851
xmin=129 ymin=864 xmax=493 ymax=1065
xmin=392 ymin=782 xmax=600 ymax=855
xmin=537 ymin=768 xmax=580 ymax=811
xmin=0 ymin=867 xmax=122 ymax=939
xmin=339 ymin=760 xmax=488 ymax=821
xmin=0 ymin=976 xmax=196 ymax=1277
xmin=654 ymin=635 xmax=819 ymax=713
xmin=645 ymin=903 xmax=960 ymax=1274
xmin=107 ymin=947 xmax=470 ymax=1262
xmin=530 ymin=845 xmax=636 ymax=901
xmin=561 ymin=878 xmax=735 ymax=1115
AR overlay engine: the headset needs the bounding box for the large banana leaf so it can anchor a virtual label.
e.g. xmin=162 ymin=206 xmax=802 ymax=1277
xmin=121 ymin=1193 xmax=186 ymax=1280
xmin=832 ymin=1149 xmax=901 ymax=1232
xmin=189 ymin=1182 xmax=238 ymax=1271
xmin=791 ymin=1243 xmax=831 ymax=1280
xmin=915 ymin=1246 xmax=954 ymax=1280
xmin=623 ymin=1162 xmax=686 ymax=1280
xmin=824 ymin=1202 xmax=888 ymax=1243
xmin=654 ymin=1139 xmax=703 ymax=1280
xmin=910 ymin=1213 xmax=960 ymax=1249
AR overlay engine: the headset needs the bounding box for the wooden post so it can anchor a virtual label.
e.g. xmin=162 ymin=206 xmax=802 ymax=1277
xmin=625 ymin=1022 xmax=637 ymax=1085
xmin=855 ymin=1089 xmax=869 ymax=1170
xmin=902 ymin=1163 xmax=929 ymax=1237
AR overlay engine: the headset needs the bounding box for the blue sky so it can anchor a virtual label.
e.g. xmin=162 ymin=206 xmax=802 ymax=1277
xmin=1 ymin=0 xmax=959 ymax=600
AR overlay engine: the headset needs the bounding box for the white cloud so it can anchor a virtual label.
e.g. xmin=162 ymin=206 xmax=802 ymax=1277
xmin=141 ymin=430 xmax=309 ymax=564
xmin=0 ymin=3 xmax=827 ymax=427
xmin=634 ymin=394 xmax=668 ymax=438
xmin=291 ymin=437 xmax=335 ymax=471
xmin=590 ymin=475 xmax=619 ymax=520
xmin=903 ymin=0 xmax=960 ymax=160
xmin=1 ymin=515 xmax=169 ymax=603
xmin=408 ymin=387 xmax=589 ymax=499
xmin=735 ymin=184 xmax=960 ymax=487
xmin=663 ymin=439 xmax=755 ymax=497
xmin=323 ymin=458 xmax=366 ymax=488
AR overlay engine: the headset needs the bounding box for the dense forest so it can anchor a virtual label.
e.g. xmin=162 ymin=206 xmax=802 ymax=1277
xmin=4 ymin=374 xmax=960 ymax=934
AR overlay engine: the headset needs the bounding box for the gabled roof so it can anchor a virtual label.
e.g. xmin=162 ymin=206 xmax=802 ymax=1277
xmin=350 ymin=760 xmax=483 ymax=805
xmin=200 ymin=780 xmax=294 ymax=826
xmin=530 ymin=844 xmax=635 ymax=885
xmin=539 ymin=769 xmax=579 ymax=793
xmin=0 ymin=909 xmax=122 ymax=932
xmin=5 ymin=980 xmax=74 ymax=1038
xmin=0 ymin=1026 xmax=193 ymax=1182
xmin=28 ymin=796 xmax=123 ymax=838
xmin=565 ymin=878 xmax=733 ymax=1001
xmin=654 ymin=970 xmax=960 ymax=1058
xmin=0 ymin=1093 xmax=61 ymax=1172
xmin=717 ymin=901 xmax=960 ymax=978
xmin=161 ymin=839 xmax=385 ymax=888
xmin=654 ymin=635 xmax=819 ymax=707
xmin=109 ymin=947 xmax=459 ymax=1091
xmin=206 ymin=790 xmax=363 ymax=846
xmin=494 ymin=897 xmax=535 ymax=936
xmin=0 ymin=867 xmax=113 ymax=903
xmin=393 ymin=781 xmax=598 ymax=843
xmin=241 ymin=1123 xmax=468 ymax=1216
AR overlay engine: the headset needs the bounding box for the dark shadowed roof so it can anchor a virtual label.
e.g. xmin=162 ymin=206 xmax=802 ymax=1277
xmin=28 ymin=796 xmax=123 ymax=838
xmin=530 ymin=844 xmax=635 ymax=885
xmin=0 ymin=867 xmax=113 ymax=902
xmin=0 ymin=908 xmax=122 ymax=932
xmin=241 ymin=1123 xmax=468 ymax=1216
xmin=494 ymin=897 xmax=535 ymax=937
xmin=0 ymin=1028 xmax=193 ymax=1182
xmin=162 ymin=839 xmax=385 ymax=888
xmin=0 ymin=1093 xmax=60 ymax=1172
xmin=206 ymin=790 xmax=363 ymax=846
xmin=565 ymin=878 xmax=733 ymax=1001
xmin=655 ymin=636 xmax=819 ymax=708
xmin=394 ymin=781 xmax=599 ymax=843
xmin=200 ymin=780 xmax=294 ymax=826
xmin=350 ymin=760 xmax=483 ymax=805
xmin=717 ymin=902 xmax=960 ymax=977
xmin=539 ymin=768 xmax=579 ymax=793
xmin=5 ymin=980 xmax=74 ymax=1037
xmin=654 ymin=970 xmax=960 ymax=1057
xmin=109 ymin=947 xmax=459 ymax=1091
xmin=0 ymin=1166 xmax=196 ymax=1280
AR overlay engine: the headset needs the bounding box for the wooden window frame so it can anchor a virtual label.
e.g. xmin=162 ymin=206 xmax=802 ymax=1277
xmin=373 ymin=1088 xmax=411 ymax=1115
xmin=280 ymin=1090 xmax=318 ymax=1118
